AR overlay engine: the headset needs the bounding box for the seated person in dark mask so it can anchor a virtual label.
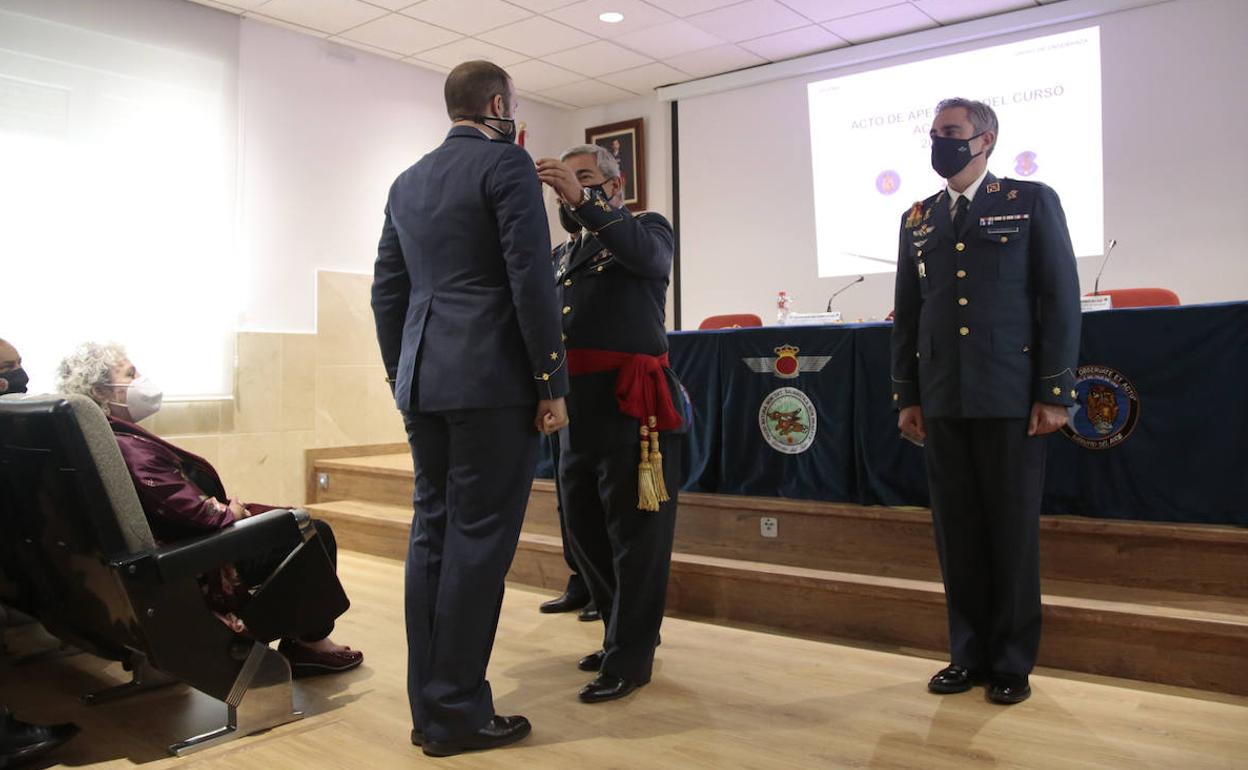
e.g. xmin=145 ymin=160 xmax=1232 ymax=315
xmin=55 ymin=342 xmax=362 ymax=677
xmin=0 ymin=338 xmax=28 ymax=396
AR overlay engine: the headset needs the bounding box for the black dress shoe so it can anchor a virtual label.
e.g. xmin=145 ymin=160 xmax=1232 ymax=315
xmin=410 ymin=729 xmax=424 ymax=746
xmin=421 ymin=715 xmax=531 ymax=758
xmin=540 ymin=590 xmax=590 ymax=614
xmin=927 ymin=664 xmax=983 ymax=694
xmin=0 ymin=709 xmax=80 ymax=767
xmin=987 ymin=675 xmax=1031 ymax=704
xmin=577 ymin=602 xmax=600 ymax=622
xmin=578 ymin=650 xmax=604 ymax=672
xmin=578 ymin=673 xmax=644 ymax=703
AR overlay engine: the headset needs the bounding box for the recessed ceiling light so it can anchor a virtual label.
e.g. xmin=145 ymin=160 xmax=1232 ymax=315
xmin=599 ymin=11 xmax=624 ymax=23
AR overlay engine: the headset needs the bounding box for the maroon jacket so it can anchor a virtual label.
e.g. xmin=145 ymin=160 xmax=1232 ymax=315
xmin=109 ymin=416 xmax=273 ymax=544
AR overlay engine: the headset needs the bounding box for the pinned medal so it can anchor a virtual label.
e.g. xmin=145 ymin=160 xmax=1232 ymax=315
xmin=905 ymin=201 xmax=924 ymax=229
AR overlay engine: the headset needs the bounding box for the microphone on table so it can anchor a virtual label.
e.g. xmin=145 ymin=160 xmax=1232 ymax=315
xmin=1093 ymin=239 xmax=1118 ymax=296
xmin=826 ymin=275 xmax=865 ymax=312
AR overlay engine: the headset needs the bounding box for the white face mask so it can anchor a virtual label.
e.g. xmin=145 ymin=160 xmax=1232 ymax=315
xmin=107 ymin=376 xmax=164 ymax=422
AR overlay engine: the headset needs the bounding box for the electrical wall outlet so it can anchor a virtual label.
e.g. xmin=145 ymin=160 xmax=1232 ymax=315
xmin=317 ymin=472 xmax=330 ymax=491
xmin=760 ymin=516 xmax=778 ymax=538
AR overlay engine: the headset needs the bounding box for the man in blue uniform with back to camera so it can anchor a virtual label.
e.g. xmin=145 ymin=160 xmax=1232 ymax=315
xmin=890 ymin=98 xmax=1081 ymax=705
xmin=372 ymin=60 xmax=568 ymax=758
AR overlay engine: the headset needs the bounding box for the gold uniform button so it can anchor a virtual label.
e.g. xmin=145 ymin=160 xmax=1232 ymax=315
xmin=892 ymin=393 xmax=899 ymax=401
xmin=1000 ymin=236 xmax=1009 ymax=244
xmin=1070 ymin=389 xmax=1078 ymax=398
xmin=1052 ymin=386 xmax=1062 ymax=396
xmin=542 ymin=373 xmax=550 ymax=381
xmin=956 ymin=269 xmax=967 ymax=278
xmin=564 ymin=279 xmax=572 ymax=286
xmin=562 ymin=306 xmax=571 ymax=315
xmin=959 ymin=326 xmax=969 ymax=336
xmin=958 ymin=297 xmax=968 ymax=306
xmin=955 ymin=242 xmax=966 ymax=252
xmin=596 ymin=265 xmax=604 ymax=272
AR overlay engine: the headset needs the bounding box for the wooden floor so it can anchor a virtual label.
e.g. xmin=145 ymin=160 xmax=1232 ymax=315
xmin=5 ymin=551 xmax=1247 ymax=769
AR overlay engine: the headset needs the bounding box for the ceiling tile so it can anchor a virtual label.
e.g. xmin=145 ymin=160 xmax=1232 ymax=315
xmin=640 ymin=0 xmax=743 ymax=16
xmin=542 ymin=39 xmax=655 ymax=77
xmin=362 ymin=0 xmax=422 ymax=10
xmin=739 ymin=24 xmax=847 ymax=61
xmin=339 ymin=13 xmax=462 ymax=55
xmin=503 ymin=0 xmax=581 ymax=11
xmin=546 ymin=0 xmax=677 ymax=38
xmin=910 ymin=0 xmax=1034 ymax=25
xmin=400 ymin=0 xmax=533 ymax=36
xmin=778 ymin=0 xmax=898 ymax=22
xmin=507 ymin=58 xmax=586 ymax=90
xmin=613 ymin=19 xmax=724 ymax=59
xmin=539 ymin=79 xmax=635 ymax=107
xmin=414 ymin=37 xmax=530 ymax=67
xmin=686 ymin=0 xmax=810 ymax=42
xmin=193 ymin=0 xmax=270 ymax=9
xmin=184 ymin=0 xmax=248 ymax=13
xmin=403 ymin=56 xmax=452 ymax=74
xmin=243 ymin=11 xmax=333 ymax=37
xmin=249 ymin=0 xmax=388 ymax=34
xmin=478 ymin=15 xmax=598 ymax=57
xmin=664 ymin=43 xmax=765 ymax=78
xmin=599 ymin=61 xmax=689 ymax=93
xmin=327 ymin=35 xmax=408 ymax=59
xmin=822 ymin=3 xmax=938 ymax=44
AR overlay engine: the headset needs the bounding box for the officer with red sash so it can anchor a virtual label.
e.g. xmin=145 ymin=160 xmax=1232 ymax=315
xmin=537 ymin=144 xmax=680 ymax=704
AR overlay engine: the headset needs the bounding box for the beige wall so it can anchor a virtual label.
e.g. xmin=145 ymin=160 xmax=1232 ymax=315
xmin=143 ymin=271 xmax=406 ymax=507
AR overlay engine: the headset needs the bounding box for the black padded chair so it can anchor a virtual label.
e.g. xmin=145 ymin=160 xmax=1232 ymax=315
xmin=0 ymin=393 xmax=349 ymax=754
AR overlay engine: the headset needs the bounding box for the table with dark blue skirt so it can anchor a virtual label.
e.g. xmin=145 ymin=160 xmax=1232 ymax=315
xmin=537 ymin=301 xmax=1248 ymax=526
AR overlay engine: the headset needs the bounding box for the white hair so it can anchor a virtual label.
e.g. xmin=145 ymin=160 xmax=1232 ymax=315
xmin=560 ymin=143 xmax=621 ymax=180
xmin=56 ymin=341 xmax=128 ymax=408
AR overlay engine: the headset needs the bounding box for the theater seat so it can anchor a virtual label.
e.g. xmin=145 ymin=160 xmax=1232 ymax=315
xmin=0 ymin=393 xmax=348 ymax=755
xmin=1085 ymin=288 xmax=1180 ymax=308
xmin=699 ymin=313 xmax=763 ymax=330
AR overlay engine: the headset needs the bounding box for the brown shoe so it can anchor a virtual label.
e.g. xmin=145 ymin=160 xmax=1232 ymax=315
xmin=278 ymin=639 xmax=363 ymax=678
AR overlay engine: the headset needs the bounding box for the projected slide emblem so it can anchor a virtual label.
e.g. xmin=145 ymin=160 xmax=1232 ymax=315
xmin=1015 ymin=151 xmax=1039 ymax=177
xmin=759 ymin=387 xmax=817 ymax=454
xmin=875 ymin=170 xmax=901 ymax=195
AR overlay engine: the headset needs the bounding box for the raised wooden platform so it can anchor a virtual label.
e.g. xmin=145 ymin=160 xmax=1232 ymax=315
xmin=307 ymin=449 xmax=1248 ymax=696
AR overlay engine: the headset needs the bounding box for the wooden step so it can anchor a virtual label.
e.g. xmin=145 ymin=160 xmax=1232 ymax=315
xmin=513 ymin=532 xmax=1248 ymax=697
xmin=306 ymin=498 xmax=1248 ymax=697
xmin=310 ymin=454 xmax=1248 ymax=598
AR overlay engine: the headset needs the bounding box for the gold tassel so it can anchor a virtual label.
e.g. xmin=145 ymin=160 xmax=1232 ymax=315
xmin=637 ymin=423 xmax=660 ymax=512
xmin=648 ymin=415 xmax=669 ymax=503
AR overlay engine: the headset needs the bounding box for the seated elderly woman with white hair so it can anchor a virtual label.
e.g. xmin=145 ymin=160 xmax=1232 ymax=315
xmin=56 ymin=341 xmax=363 ymax=678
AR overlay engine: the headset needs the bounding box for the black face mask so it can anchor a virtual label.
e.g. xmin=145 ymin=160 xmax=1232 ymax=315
xmin=457 ymin=114 xmax=517 ymax=143
xmin=0 ymin=367 xmax=29 ymax=394
xmin=930 ymin=132 xmax=985 ymax=179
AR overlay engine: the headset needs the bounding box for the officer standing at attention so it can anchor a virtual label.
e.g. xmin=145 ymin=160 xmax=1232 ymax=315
xmin=890 ymin=98 xmax=1081 ymax=705
xmin=372 ymin=60 xmax=568 ymax=757
xmin=536 ymin=144 xmax=681 ymax=704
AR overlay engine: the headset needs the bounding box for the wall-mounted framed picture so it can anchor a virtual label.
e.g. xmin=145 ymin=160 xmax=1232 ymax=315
xmin=585 ymin=118 xmax=645 ymax=212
